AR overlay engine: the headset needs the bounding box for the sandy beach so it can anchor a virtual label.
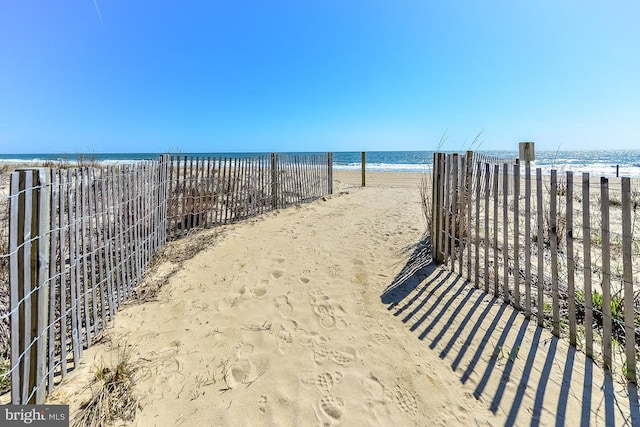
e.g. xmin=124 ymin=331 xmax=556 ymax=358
xmin=22 ymin=170 xmax=636 ymax=425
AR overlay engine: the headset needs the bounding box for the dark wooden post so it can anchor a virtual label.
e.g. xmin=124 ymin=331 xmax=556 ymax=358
xmin=361 ymin=152 xmax=366 ymax=187
xmin=433 ymin=153 xmax=446 ymax=264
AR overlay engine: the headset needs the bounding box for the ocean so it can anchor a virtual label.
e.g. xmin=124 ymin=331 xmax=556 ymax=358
xmin=1 ymin=150 xmax=640 ymax=178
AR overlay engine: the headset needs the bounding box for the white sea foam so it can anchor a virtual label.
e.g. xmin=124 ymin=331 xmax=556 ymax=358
xmin=334 ymin=163 xmax=432 ymax=173
xmin=333 ymin=161 xmax=640 ymax=178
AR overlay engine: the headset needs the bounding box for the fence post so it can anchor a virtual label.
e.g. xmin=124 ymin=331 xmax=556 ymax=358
xmin=271 ymin=153 xmax=278 ymax=209
xmin=550 ymin=170 xmax=560 ymax=336
xmin=430 ymin=153 xmax=438 ymax=261
xmin=621 ymin=177 xmax=637 ymax=383
xmin=600 ymin=177 xmax=612 ymax=371
xmin=431 ymin=153 xmax=444 ymax=263
xmin=465 ymin=151 xmax=473 ymax=280
xmin=361 ymin=152 xmax=366 ymax=187
xmin=9 ymin=168 xmax=52 ymax=404
xmin=327 ymin=152 xmax=333 ymax=195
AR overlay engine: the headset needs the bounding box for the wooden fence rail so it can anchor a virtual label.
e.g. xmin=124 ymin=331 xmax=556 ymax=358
xmin=432 ymin=151 xmax=640 ymax=383
xmin=2 ymin=152 xmax=332 ymax=404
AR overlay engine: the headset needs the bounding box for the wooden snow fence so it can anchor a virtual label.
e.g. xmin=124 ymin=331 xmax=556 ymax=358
xmin=431 ymin=151 xmax=640 ymax=383
xmin=2 ymin=152 xmax=332 ymax=404
xmin=165 ymin=153 xmax=332 ymax=238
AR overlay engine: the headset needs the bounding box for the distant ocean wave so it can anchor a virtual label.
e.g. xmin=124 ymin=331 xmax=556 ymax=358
xmin=334 ymin=162 xmax=432 ymax=173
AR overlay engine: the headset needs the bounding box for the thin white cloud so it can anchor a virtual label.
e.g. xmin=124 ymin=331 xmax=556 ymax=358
xmin=92 ymin=0 xmax=104 ymax=25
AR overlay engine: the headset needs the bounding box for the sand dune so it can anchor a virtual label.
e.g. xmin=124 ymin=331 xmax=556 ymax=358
xmin=47 ymin=171 xmax=636 ymax=426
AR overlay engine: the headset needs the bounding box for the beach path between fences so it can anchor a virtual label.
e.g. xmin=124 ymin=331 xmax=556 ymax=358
xmin=45 ymin=171 xmax=635 ymax=426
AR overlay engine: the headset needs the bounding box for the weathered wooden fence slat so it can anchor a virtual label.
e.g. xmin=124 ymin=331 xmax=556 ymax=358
xmin=57 ymin=171 xmax=69 ymax=378
xmin=9 ymin=172 xmax=20 ymax=404
xmin=465 ymin=153 xmax=473 ymax=280
xmin=601 ymin=177 xmax=612 ymax=370
xmin=450 ymin=154 xmax=458 ymax=272
xmin=47 ymin=170 xmax=58 ymax=394
xmin=80 ymin=168 xmax=92 ymax=347
xmin=20 ymin=170 xmax=34 ymax=403
xmin=34 ymin=168 xmax=51 ymax=404
xmin=473 ymin=161 xmax=481 ymax=287
xmin=492 ymin=165 xmax=499 ymax=297
xmin=86 ymin=168 xmax=99 ymax=341
xmin=68 ymin=168 xmax=82 ymax=363
xmin=502 ymin=163 xmax=510 ymax=304
xmin=443 ymin=154 xmax=451 ymax=265
xmin=566 ymin=172 xmax=577 ymax=345
xmin=550 ymin=170 xmax=560 ymax=337
xmin=483 ymin=163 xmax=490 ymax=294
xmin=458 ymin=154 xmax=465 ymax=274
xmin=621 ymin=177 xmax=636 ymax=382
xmin=536 ymin=168 xmax=544 ymax=327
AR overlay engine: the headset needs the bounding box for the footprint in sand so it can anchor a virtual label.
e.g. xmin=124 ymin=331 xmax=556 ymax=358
xmin=258 ymin=395 xmax=268 ymax=414
xmin=329 ymin=347 xmax=357 ymax=367
xmin=300 ymin=276 xmax=311 ymax=284
xmin=318 ymin=394 xmax=344 ymax=423
xmin=251 ymin=280 xmax=268 ymax=299
xmin=313 ymin=347 xmax=329 ymax=364
xmin=362 ymin=373 xmax=392 ymax=419
xmin=393 ymin=384 xmax=419 ymax=416
xmin=301 ymin=332 xmax=328 ymax=349
xmin=225 ymin=359 xmax=258 ymax=389
xmin=328 ymin=265 xmax=342 ymax=278
xmin=272 ymin=269 xmax=285 ymax=280
xmin=302 ymin=370 xmax=343 ymax=394
xmin=310 ymin=292 xmax=348 ymax=330
xmin=236 ymin=343 xmax=255 ymax=360
xmin=315 ymin=371 xmax=343 ymax=394
xmin=275 ymin=320 xmax=298 ymax=354
xmin=305 ymin=331 xmax=344 ymax=365
xmin=363 ymin=373 xmax=386 ymax=400
xmin=372 ymin=333 xmax=391 ymax=345
xmin=275 ymin=295 xmax=294 ymax=318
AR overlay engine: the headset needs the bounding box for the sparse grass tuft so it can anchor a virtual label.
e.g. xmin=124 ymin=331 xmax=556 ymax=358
xmin=420 ymin=171 xmax=432 ymax=231
xmin=72 ymin=346 xmax=139 ymax=427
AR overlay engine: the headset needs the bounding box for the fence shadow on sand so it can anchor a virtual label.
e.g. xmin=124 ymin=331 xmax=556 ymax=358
xmin=381 ymin=234 xmax=640 ymax=426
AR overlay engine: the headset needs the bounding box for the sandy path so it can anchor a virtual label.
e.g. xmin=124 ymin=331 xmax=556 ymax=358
xmin=48 ymin=171 xmax=636 ymax=426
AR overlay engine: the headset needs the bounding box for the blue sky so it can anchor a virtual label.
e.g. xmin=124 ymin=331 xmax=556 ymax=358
xmin=1 ymin=1 xmax=638 ymax=153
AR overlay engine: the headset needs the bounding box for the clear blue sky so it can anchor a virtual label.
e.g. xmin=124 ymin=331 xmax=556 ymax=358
xmin=1 ymin=1 xmax=638 ymax=153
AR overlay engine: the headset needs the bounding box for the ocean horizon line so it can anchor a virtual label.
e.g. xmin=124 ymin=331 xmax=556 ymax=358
xmin=2 ymin=150 xmax=640 ymax=177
